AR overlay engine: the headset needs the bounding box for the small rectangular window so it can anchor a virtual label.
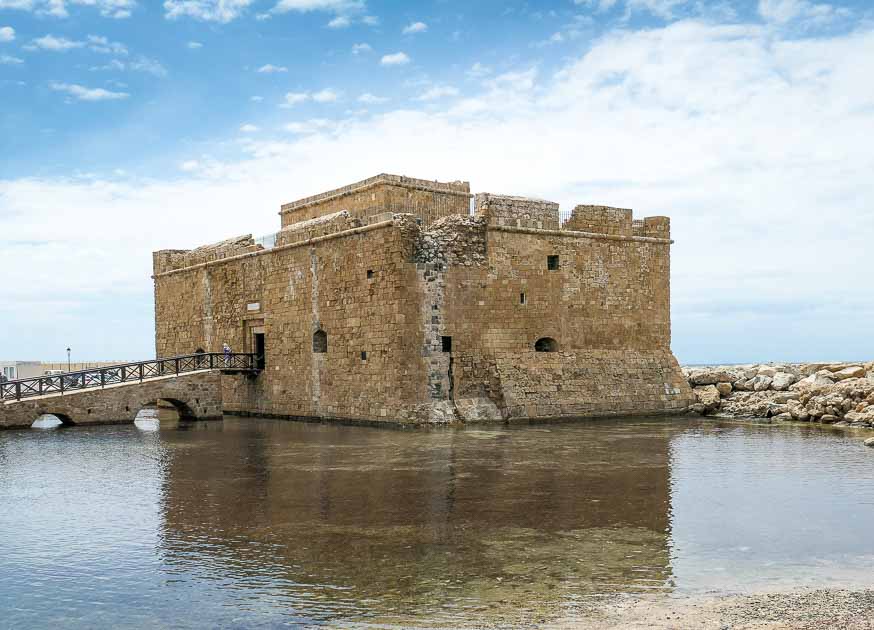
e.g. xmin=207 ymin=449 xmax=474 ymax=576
xmin=367 ymin=270 xmax=374 ymax=279
xmin=361 ymin=351 xmax=367 ymax=361
xmin=520 ymin=292 xmax=526 ymax=304
xmin=441 ymin=336 xmax=452 ymax=353
xmin=547 ymin=255 xmax=559 ymax=271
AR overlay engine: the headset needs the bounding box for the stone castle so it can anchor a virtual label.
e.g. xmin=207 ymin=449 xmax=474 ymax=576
xmin=152 ymin=174 xmax=692 ymax=424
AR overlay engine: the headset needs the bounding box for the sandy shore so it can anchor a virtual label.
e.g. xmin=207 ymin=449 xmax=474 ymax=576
xmin=546 ymin=589 xmax=874 ymax=629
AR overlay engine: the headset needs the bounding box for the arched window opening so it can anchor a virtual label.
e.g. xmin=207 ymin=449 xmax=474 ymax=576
xmin=534 ymin=337 xmax=558 ymax=353
xmin=313 ymin=329 xmax=328 ymax=353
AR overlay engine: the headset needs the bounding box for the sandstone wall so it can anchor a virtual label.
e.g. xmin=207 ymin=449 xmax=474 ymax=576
xmin=279 ymin=174 xmax=471 ymax=229
xmin=155 ymin=218 xmax=435 ymax=423
xmin=152 ymin=180 xmax=690 ymax=425
xmin=435 ymin=221 xmax=690 ymax=420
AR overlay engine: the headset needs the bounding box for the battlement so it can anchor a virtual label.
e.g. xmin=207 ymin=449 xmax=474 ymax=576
xmin=279 ymin=173 xmax=471 ymax=229
xmin=563 ymin=205 xmax=670 ymax=239
xmin=474 ymin=193 xmax=560 ymax=230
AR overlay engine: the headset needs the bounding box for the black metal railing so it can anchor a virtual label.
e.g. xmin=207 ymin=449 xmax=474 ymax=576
xmin=0 ymin=352 xmax=257 ymax=402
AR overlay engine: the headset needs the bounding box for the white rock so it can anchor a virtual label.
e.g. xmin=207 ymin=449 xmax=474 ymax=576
xmin=771 ymin=372 xmax=797 ymax=391
xmin=832 ymin=366 xmax=866 ymax=381
xmin=716 ymin=382 xmax=732 ymax=397
xmin=750 ymin=375 xmax=773 ymax=392
xmin=693 ymin=385 xmax=721 ymax=413
xmin=757 ymin=366 xmax=778 ymax=378
xmin=864 ymin=437 xmax=874 ymax=448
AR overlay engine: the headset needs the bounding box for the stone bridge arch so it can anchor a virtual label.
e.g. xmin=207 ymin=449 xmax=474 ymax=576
xmin=0 ymin=371 xmax=229 ymax=430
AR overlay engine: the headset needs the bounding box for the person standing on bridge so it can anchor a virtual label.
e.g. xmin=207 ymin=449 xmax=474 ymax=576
xmin=223 ymin=343 xmax=232 ymax=367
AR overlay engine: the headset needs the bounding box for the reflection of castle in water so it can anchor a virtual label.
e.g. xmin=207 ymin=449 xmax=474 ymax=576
xmin=157 ymin=420 xmax=673 ymax=623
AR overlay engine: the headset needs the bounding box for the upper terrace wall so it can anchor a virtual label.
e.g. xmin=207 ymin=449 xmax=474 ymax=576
xmin=153 ymin=235 xmax=263 ymax=276
xmin=279 ymin=174 xmax=471 ymax=229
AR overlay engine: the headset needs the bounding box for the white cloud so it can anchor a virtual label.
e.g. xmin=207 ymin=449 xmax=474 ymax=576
xmin=312 ymin=88 xmax=339 ymax=102
xmin=240 ymin=123 xmax=259 ymax=132
xmin=0 ymin=0 xmax=134 ymax=18
xmin=49 ymin=81 xmax=129 ymax=101
xmin=89 ymin=55 xmax=166 ymax=76
xmin=466 ymin=62 xmax=491 ymax=78
xmin=361 ymin=14 xmax=378 ymax=25
xmin=357 ymin=92 xmax=388 ymax=104
xmin=86 ymin=34 xmax=127 ymax=55
xmin=283 ymin=118 xmax=334 ymax=134
xmin=187 ymin=40 xmax=203 ymax=49
xmin=327 ymin=14 xmax=350 ymax=27
xmin=281 ymin=91 xmax=309 ymax=106
xmin=758 ymin=0 xmax=849 ymax=25
xmin=26 ymin=34 xmax=83 ymax=51
xmin=25 ymin=33 xmax=128 ymax=54
xmin=5 ymin=19 xmax=874 ymax=362
xmin=416 ymin=85 xmax=459 ymax=101
xmin=380 ymin=51 xmax=410 ymax=66
xmin=179 ymin=159 xmax=200 ymax=171
xmin=164 ymin=0 xmax=254 ymax=22
xmin=257 ymin=63 xmax=287 ymax=73
xmin=250 ymin=95 xmax=264 ymax=102
xmin=352 ymin=42 xmax=372 ymax=54
xmin=271 ymin=0 xmax=364 ymax=13
xmin=402 ymin=21 xmax=427 ymax=35
xmin=0 ymin=26 xmax=14 ymax=42
xmin=0 ymin=53 xmax=23 ymax=64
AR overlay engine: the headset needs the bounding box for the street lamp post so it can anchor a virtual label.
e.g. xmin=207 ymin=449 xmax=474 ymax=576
xmin=67 ymin=347 xmax=71 ymax=372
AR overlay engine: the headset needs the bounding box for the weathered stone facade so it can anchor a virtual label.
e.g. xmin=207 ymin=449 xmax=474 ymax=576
xmin=152 ymin=173 xmax=692 ymax=424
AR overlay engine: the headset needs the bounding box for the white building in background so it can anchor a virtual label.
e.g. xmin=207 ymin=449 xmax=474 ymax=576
xmin=0 ymin=361 xmax=42 ymax=381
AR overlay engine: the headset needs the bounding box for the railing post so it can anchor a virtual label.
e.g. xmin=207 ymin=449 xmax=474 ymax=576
xmin=175 ymin=358 xmax=179 ymax=375
xmin=121 ymin=366 xmax=127 ymax=383
xmin=60 ymin=376 xmax=64 ymax=396
xmin=15 ymin=382 xmax=21 ymax=401
xmin=101 ymin=369 xmax=105 ymax=388
xmin=139 ymin=364 xmax=144 ymax=381
xmin=209 ymin=353 xmax=214 ymax=370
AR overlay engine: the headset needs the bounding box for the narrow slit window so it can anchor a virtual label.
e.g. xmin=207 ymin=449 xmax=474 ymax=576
xmin=361 ymin=351 xmax=367 ymax=361
xmin=441 ymin=336 xmax=452 ymax=353
xmin=520 ymin=292 xmax=526 ymax=304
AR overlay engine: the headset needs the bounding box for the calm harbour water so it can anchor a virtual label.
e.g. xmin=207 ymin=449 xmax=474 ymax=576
xmin=1 ymin=416 xmax=873 ymax=628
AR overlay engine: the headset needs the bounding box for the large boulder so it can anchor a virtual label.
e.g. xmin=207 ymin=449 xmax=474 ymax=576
xmin=771 ymin=372 xmax=797 ymax=391
xmin=757 ymin=365 xmax=778 ymax=378
xmin=750 ymin=375 xmax=773 ymax=391
xmin=693 ymin=385 xmax=722 ymax=413
xmin=716 ymin=382 xmax=733 ymax=397
xmin=864 ymin=437 xmax=874 ymax=448
xmin=832 ymin=366 xmax=866 ymax=381
xmin=790 ymin=370 xmax=835 ymax=390
xmin=689 ymin=368 xmax=737 ymax=386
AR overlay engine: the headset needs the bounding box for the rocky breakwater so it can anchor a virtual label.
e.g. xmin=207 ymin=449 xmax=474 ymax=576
xmin=684 ymin=362 xmax=874 ymax=431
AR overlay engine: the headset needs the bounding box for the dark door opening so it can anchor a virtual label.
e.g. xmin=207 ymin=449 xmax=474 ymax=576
xmin=254 ymin=332 xmax=266 ymax=370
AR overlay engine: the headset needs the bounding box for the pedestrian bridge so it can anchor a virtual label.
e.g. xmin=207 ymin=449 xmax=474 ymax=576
xmin=0 ymin=353 xmax=257 ymax=430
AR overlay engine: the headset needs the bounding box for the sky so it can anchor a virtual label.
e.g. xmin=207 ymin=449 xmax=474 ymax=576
xmin=1 ymin=0 xmax=873 ymax=364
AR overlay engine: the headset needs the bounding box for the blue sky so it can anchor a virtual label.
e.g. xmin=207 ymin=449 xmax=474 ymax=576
xmin=1 ymin=0 xmax=873 ymax=364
